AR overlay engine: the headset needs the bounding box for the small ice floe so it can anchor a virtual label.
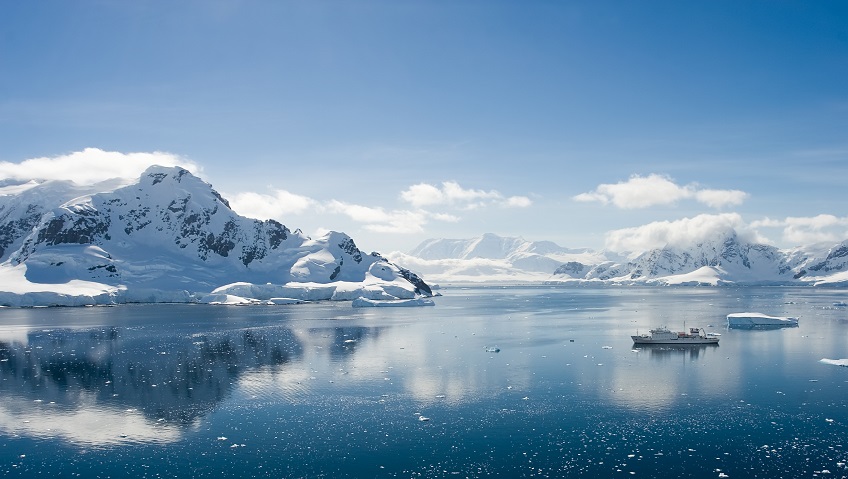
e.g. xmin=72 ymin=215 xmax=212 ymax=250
xmin=352 ymin=297 xmax=435 ymax=308
xmin=485 ymin=347 xmax=500 ymax=353
xmin=820 ymin=358 xmax=848 ymax=367
xmin=269 ymin=297 xmax=307 ymax=305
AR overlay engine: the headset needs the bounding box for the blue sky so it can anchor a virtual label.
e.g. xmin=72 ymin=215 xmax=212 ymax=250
xmin=1 ymin=1 xmax=847 ymax=253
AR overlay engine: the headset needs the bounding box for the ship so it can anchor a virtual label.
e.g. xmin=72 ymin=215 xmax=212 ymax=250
xmin=631 ymin=326 xmax=720 ymax=345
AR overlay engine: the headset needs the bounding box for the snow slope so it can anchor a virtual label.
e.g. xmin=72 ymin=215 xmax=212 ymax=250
xmin=0 ymin=166 xmax=431 ymax=306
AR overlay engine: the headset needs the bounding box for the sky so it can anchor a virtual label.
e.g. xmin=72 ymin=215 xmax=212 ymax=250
xmin=1 ymin=1 xmax=847 ymax=254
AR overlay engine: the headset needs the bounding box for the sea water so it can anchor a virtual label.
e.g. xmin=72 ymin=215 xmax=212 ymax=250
xmin=0 ymin=285 xmax=846 ymax=478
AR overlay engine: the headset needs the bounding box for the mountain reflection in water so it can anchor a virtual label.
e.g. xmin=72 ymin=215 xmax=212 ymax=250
xmin=0 ymin=322 xmax=382 ymax=445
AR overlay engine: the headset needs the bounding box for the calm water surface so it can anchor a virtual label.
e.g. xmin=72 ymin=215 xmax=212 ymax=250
xmin=0 ymin=286 xmax=846 ymax=478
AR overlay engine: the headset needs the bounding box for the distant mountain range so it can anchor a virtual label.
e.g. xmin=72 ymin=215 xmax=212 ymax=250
xmin=3 ymin=166 xmax=846 ymax=309
xmin=0 ymin=166 xmax=430 ymax=306
xmin=387 ymin=233 xmax=848 ymax=286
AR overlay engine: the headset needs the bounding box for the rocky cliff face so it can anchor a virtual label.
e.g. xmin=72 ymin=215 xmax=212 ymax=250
xmin=0 ymin=166 xmax=431 ymax=299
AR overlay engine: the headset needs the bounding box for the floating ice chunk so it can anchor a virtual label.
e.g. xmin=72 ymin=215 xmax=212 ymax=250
xmin=727 ymin=312 xmax=798 ymax=328
xmin=269 ymin=298 xmax=307 ymax=305
xmin=352 ymin=297 xmax=435 ymax=307
xmin=820 ymin=358 xmax=848 ymax=367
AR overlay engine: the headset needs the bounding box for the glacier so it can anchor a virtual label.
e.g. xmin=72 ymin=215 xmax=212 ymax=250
xmin=0 ymin=166 xmax=432 ymax=307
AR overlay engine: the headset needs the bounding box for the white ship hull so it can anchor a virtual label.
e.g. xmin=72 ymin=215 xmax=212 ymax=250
xmin=631 ymin=336 xmax=719 ymax=345
xmin=631 ymin=326 xmax=719 ymax=345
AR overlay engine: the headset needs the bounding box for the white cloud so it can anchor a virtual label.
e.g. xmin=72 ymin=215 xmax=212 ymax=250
xmin=751 ymin=214 xmax=848 ymax=245
xmin=400 ymin=183 xmax=444 ymax=207
xmin=325 ymin=200 xmax=459 ymax=234
xmin=503 ymin=196 xmax=533 ymax=208
xmin=604 ymin=213 xmax=753 ymax=253
xmin=574 ymin=174 xmax=748 ymax=209
xmin=400 ymin=181 xmax=529 ymax=209
xmin=0 ymin=148 xmax=202 ymax=185
xmin=694 ymin=189 xmax=749 ymax=208
xmin=227 ymin=189 xmax=317 ymax=220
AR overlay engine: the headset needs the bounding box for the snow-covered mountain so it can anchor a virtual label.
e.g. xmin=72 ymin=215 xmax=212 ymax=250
xmin=0 ymin=166 xmax=430 ymax=306
xmin=386 ymin=233 xmax=613 ymax=283
xmin=392 ymin=232 xmax=848 ymax=286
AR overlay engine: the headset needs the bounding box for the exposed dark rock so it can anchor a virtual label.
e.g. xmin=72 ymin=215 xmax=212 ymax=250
xmin=397 ymin=267 xmax=432 ymax=296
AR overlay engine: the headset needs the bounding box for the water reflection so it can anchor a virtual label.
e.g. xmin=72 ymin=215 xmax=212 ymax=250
xmin=634 ymin=343 xmax=719 ymax=361
xmin=0 ymin=324 xmax=387 ymax=446
xmin=726 ymin=323 xmax=799 ymax=330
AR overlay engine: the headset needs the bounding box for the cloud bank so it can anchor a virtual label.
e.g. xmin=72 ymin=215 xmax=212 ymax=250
xmin=229 ymin=180 xmax=528 ymax=235
xmin=401 ymin=181 xmax=532 ymax=210
xmin=604 ymin=213 xmax=757 ymax=253
xmin=0 ymin=148 xmax=202 ymax=185
xmin=574 ymin=174 xmax=748 ymax=209
xmin=227 ymin=190 xmax=316 ymax=219
xmin=752 ymin=214 xmax=848 ymax=245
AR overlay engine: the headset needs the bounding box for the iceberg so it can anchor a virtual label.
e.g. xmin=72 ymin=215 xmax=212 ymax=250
xmin=820 ymin=358 xmax=848 ymax=367
xmin=726 ymin=312 xmax=799 ymax=328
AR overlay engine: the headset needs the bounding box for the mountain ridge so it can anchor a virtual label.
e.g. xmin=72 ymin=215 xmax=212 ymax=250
xmin=0 ymin=166 xmax=431 ymax=307
xmin=392 ymin=233 xmax=848 ymax=286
